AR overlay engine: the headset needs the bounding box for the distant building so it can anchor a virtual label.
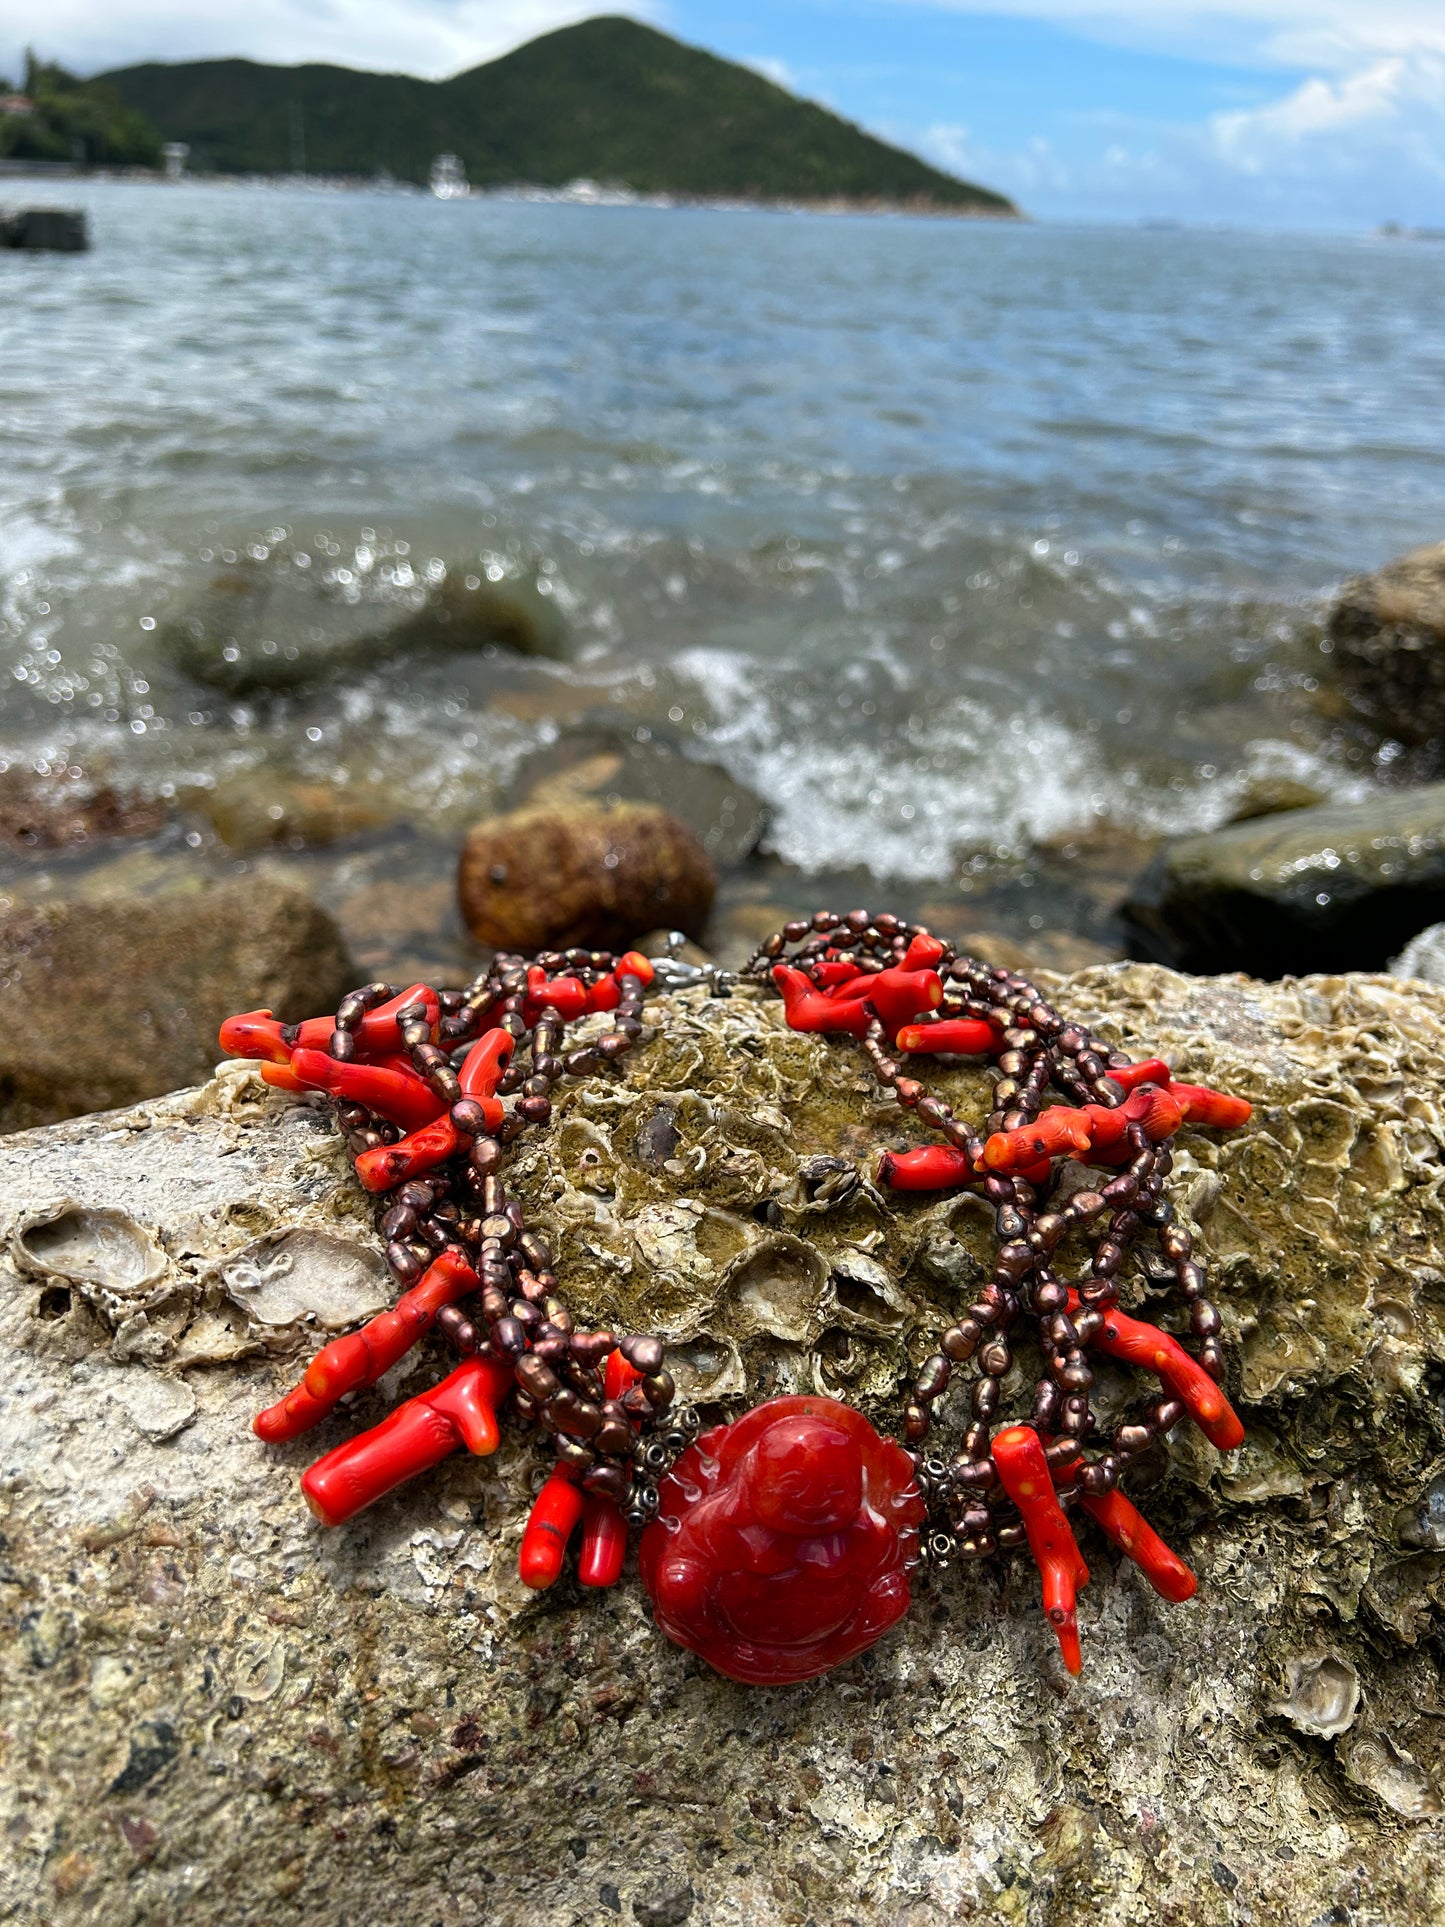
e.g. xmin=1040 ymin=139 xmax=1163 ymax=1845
xmin=163 ymin=141 xmax=189 ymax=181
xmin=0 ymin=93 xmax=36 ymax=117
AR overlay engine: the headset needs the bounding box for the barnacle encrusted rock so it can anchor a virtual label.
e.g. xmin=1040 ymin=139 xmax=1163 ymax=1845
xmin=5 ymin=965 xmax=1445 ymax=1924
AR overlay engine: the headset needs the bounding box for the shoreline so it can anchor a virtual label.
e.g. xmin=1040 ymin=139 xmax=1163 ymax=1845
xmin=0 ymin=160 xmax=1022 ymax=219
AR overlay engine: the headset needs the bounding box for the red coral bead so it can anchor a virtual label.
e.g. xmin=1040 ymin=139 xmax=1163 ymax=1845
xmin=639 ymin=1395 xmax=924 ymax=1684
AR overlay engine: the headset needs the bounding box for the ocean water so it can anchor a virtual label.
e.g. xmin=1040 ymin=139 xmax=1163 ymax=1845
xmin=4 ymin=181 xmax=1445 ymax=963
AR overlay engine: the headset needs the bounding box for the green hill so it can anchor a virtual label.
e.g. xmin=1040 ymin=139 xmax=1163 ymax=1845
xmin=98 ymin=16 xmax=1016 ymax=212
xmin=0 ymin=54 xmax=161 ymax=166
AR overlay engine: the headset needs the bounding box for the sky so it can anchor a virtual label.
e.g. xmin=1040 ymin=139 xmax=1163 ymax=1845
xmin=3 ymin=0 xmax=1444 ymax=227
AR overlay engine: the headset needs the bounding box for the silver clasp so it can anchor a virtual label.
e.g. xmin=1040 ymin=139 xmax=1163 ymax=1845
xmin=648 ymin=931 xmax=738 ymax=996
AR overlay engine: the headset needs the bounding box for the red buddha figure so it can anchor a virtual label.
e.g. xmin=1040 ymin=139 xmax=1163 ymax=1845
xmin=639 ymin=1395 xmax=925 ymax=1684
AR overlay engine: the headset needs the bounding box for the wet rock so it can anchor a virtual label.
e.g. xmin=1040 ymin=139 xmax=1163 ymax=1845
xmin=1328 ymin=540 xmax=1445 ymax=748
xmin=1392 ymin=922 xmax=1445 ymax=986
xmin=159 ymin=552 xmax=566 ymax=697
xmin=0 ymin=766 xmax=168 ymax=854
xmin=458 ymin=801 xmax=715 ymax=952
xmin=3 ymin=965 xmax=1445 ymax=1919
xmin=507 ymin=728 xmax=770 ymax=870
xmin=1123 ymin=782 xmax=1445 ymax=975
xmin=193 ymin=768 xmax=404 ymax=853
xmin=0 ymin=206 xmax=88 ymax=251
xmin=1226 ymin=773 xmax=1327 ymax=823
xmin=0 ymin=877 xmax=355 ymax=1132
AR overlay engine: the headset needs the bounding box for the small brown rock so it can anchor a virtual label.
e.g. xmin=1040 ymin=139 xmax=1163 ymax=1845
xmin=458 ymin=802 xmax=715 ymax=952
xmin=196 ymin=770 xmax=400 ymax=853
xmin=1226 ymin=774 xmax=1326 ymax=824
xmin=0 ymin=768 xmax=168 ymax=854
xmin=1329 ymin=540 xmax=1445 ymax=746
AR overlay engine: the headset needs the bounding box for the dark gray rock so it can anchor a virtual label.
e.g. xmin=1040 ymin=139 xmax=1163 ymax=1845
xmin=159 ymin=552 xmax=566 ymax=696
xmin=507 ymin=727 xmax=770 ymax=871
xmin=1329 ymin=540 xmax=1445 ymax=748
xmin=1123 ymin=783 xmax=1445 ymax=975
xmin=0 ymin=206 xmax=87 ymax=250
xmin=0 ymin=877 xmax=355 ymax=1132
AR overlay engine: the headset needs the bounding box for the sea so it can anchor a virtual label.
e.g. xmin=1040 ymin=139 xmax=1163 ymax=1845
xmin=4 ymin=180 xmax=1445 ymax=975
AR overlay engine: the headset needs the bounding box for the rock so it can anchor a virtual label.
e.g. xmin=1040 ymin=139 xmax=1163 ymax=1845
xmin=1123 ymin=782 xmax=1445 ymax=975
xmin=4 ymin=966 xmax=1445 ymax=1920
xmin=159 ymin=552 xmax=566 ymax=697
xmin=0 ymin=878 xmax=355 ymax=1133
xmin=1226 ymin=773 xmax=1327 ymax=823
xmin=1329 ymin=540 xmax=1445 ymax=747
xmin=1392 ymin=923 xmax=1445 ymax=986
xmin=0 ymin=206 xmax=88 ymax=251
xmin=0 ymin=767 xmax=168 ymax=854
xmin=457 ymin=801 xmax=715 ymax=951
xmin=507 ymin=728 xmax=770 ymax=870
xmin=192 ymin=768 xmax=402 ymax=853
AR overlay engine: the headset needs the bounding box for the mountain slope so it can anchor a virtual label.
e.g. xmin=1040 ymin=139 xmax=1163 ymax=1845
xmin=100 ymin=16 xmax=1016 ymax=212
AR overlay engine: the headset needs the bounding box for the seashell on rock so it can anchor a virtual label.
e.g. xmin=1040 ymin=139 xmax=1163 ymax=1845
xmin=1397 ymin=1465 xmax=1445 ymax=1551
xmin=1341 ymin=1730 xmax=1443 ymax=1819
xmin=1270 ymin=1652 xmax=1362 ymax=1740
xmin=13 ymin=1201 xmax=167 ymax=1299
xmin=218 ymin=1229 xmax=390 ymax=1330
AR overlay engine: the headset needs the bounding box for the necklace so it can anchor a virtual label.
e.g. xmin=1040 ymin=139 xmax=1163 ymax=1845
xmin=219 ymin=909 xmax=1249 ymax=1683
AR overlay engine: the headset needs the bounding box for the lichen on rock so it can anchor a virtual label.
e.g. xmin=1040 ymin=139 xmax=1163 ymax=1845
xmin=4 ymin=965 xmax=1445 ymax=1924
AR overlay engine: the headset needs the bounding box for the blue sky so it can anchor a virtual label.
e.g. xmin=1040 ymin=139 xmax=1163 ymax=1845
xmin=4 ymin=0 xmax=1444 ymax=227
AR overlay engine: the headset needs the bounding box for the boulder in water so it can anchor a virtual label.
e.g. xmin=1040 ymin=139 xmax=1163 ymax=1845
xmin=1123 ymin=782 xmax=1445 ymax=976
xmin=0 ymin=767 xmax=168 ymax=853
xmin=506 ymin=725 xmax=770 ymax=869
xmin=1328 ymin=540 xmax=1445 ymax=749
xmin=194 ymin=768 xmax=404 ymax=853
xmin=159 ymin=553 xmax=566 ymax=696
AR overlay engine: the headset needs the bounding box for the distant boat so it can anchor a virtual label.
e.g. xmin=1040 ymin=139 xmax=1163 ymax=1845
xmin=429 ymin=154 xmax=470 ymax=200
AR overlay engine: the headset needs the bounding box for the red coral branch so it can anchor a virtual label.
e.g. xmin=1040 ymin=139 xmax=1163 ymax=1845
xmin=287 ymin=1048 xmax=445 ymax=1133
xmin=993 ymin=1424 xmax=1090 ymax=1675
xmin=1076 ymin=1488 xmax=1198 ymax=1603
xmin=520 ymin=1471 xmax=586 ymax=1590
xmin=254 ymin=1249 xmax=479 ymax=1442
xmin=1071 ymin=1295 xmax=1245 ymax=1451
xmin=577 ymin=1494 xmax=628 ymax=1588
xmin=301 ymin=1354 xmax=512 ymax=1527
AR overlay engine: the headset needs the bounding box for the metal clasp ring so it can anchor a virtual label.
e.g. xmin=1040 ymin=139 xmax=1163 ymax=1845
xmin=648 ymin=931 xmax=738 ymax=996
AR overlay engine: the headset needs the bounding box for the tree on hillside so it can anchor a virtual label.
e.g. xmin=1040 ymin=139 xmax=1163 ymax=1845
xmin=0 ymin=52 xmax=162 ymax=166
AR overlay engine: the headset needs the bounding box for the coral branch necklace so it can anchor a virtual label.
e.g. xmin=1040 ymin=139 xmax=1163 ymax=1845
xmin=219 ymin=910 xmax=1249 ymax=1682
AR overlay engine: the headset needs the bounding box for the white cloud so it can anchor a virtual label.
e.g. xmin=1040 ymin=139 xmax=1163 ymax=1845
xmin=0 ymin=0 xmax=658 ymax=82
xmin=908 ymin=7 xmax=1445 ymax=223
xmin=1207 ymin=51 xmax=1445 ymax=187
xmin=745 ymin=54 xmax=797 ymax=91
xmin=902 ymin=1 xmax=1445 ymax=71
xmin=1215 ymin=58 xmax=1411 ymax=142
